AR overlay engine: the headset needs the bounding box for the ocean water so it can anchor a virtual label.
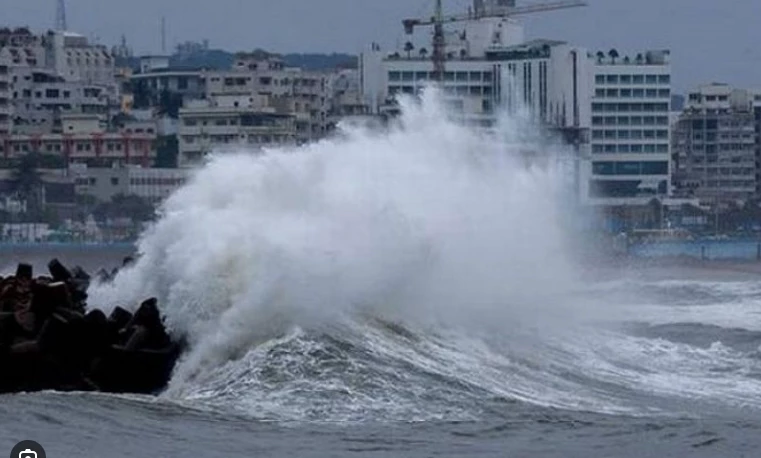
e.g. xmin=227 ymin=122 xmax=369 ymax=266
xmin=3 ymin=92 xmax=761 ymax=457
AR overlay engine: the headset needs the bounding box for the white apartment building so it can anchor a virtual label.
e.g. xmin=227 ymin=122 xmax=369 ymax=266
xmin=71 ymin=164 xmax=189 ymax=204
xmin=586 ymin=50 xmax=672 ymax=205
xmin=361 ymin=13 xmax=592 ymax=199
xmin=47 ymin=31 xmax=116 ymax=89
xmin=672 ymin=83 xmax=758 ymax=203
xmin=178 ymin=96 xmax=297 ymax=167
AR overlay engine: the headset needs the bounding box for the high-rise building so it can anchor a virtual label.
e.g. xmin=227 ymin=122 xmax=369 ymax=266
xmin=585 ymin=50 xmax=672 ymax=205
xmin=672 ymin=83 xmax=757 ymax=203
xmin=361 ymin=16 xmax=592 ymax=199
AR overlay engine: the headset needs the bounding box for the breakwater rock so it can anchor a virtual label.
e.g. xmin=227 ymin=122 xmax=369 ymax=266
xmin=0 ymin=259 xmax=181 ymax=395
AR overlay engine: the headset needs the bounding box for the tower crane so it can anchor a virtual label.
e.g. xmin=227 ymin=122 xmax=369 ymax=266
xmin=402 ymin=0 xmax=587 ymax=82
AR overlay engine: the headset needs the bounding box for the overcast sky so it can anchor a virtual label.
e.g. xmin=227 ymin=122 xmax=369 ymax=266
xmin=3 ymin=0 xmax=759 ymax=92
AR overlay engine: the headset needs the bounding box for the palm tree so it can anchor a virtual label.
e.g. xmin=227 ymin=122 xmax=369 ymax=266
xmin=404 ymin=41 xmax=414 ymax=59
xmin=623 ymin=56 xmax=631 ymax=64
xmin=635 ymin=53 xmax=644 ymax=64
xmin=596 ymin=51 xmax=605 ymax=63
xmin=459 ymin=48 xmax=468 ymax=59
xmin=419 ymin=47 xmax=428 ymax=59
xmin=608 ymin=48 xmax=620 ymax=64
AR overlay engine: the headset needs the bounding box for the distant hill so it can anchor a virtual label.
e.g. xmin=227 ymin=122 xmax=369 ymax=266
xmin=121 ymin=50 xmax=357 ymax=72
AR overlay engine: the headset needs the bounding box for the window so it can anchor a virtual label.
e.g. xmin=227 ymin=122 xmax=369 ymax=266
xmin=618 ymin=116 xmax=630 ymax=125
xmin=645 ymin=75 xmax=657 ymax=84
xmin=45 ymin=89 xmax=59 ymax=98
xmin=592 ymin=130 xmax=603 ymax=139
xmin=606 ymin=88 xmax=618 ymax=97
xmin=618 ymin=144 xmax=630 ymax=153
xmin=595 ymin=88 xmax=605 ymax=97
xmin=633 ymin=75 xmax=644 ymax=84
xmin=658 ymin=89 xmax=670 ymax=98
xmin=456 ymin=72 xmax=468 ymax=81
xmin=606 ymin=75 xmax=618 ymax=84
xmin=633 ymin=88 xmax=644 ymax=98
xmin=415 ymin=72 xmax=427 ymax=80
xmin=604 ymin=116 xmax=616 ymax=125
xmin=469 ymin=71 xmax=481 ymax=81
xmin=618 ymin=130 xmax=630 ymax=139
xmin=646 ymin=89 xmax=657 ymax=98
xmin=641 ymin=161 xmax=668 ymax=175
xmin=595 ymin=75 xmax=605 ymax=84
xmin=401 ymin=72 xmax=414 ymax=81
xmin=111 ymin=177 xmax=119 ymax=186
xmin=592 ymin=116 xmax=603 ymax=125
xmin=388 ymin=71 xmax=401 ymax=81
xmin=593 ymin=162 xmax=615 ymax=175
xmin=620 ymin=89 xmax=632 ymax=97
xmin=620 ymin=75 xmax=632 ymax=84
xmin=658 ymin=75 xmax=670 ymax=84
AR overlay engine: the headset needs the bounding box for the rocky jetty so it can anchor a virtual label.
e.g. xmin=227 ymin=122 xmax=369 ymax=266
xmin=0 ymin=259 xmax=181 ymax=395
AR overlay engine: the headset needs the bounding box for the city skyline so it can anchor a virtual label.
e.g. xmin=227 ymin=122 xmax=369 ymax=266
xmin=0 ymin=0 xmax=758 ymax=92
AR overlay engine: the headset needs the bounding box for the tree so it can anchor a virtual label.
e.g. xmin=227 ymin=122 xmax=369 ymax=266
xmin=623 ymin=56 xmax=631 ymax=64
xmin=94 ymin=194 xmax=155 ymax=223
xmin=131 ymin=79 xmax=152 ymax=109
xmin=155 ymin=135 xmax=179 ymax=168
xmin=459 ymin=48 xmax=468 ymax=59
xmin=419 ymin=47 xmax=428 ymax=59
xmin=596 ymin=51 xmax=605 ymax=63
xmin=608 ymin=48 xmax=620 ymax=64
xmin=158 ymin=89 xmax=183 ymax=119
xmin=404 ymin=41 xmax=414 ymax=59
xmin=635 ymin=53 xmax=644 ymax=64
xmin=10 ymin=153 xmax=44 ymax=215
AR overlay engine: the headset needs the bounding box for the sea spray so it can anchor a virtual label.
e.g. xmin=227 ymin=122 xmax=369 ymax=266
xmin=88 ymin=90 xmax=616 ymax=418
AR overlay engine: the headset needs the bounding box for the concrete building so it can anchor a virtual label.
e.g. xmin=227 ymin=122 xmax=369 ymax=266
xmin=586 ymin=50 xmax=672 ymax=205
xmin=361 ymin=13 xmax=591 ymax=199
xmin=130 ymin=68 xmax=206 ymax=105
xmin=9 ymin=67 xmax=110 ymax=135
xmin=0 ymin=56 xmax=9 ymax=136
xmin=672 ymin=84 xmax=757 ymax=203
xmin=207 ymin=54 xmax=332 ymax=143
xmin=71 ymin=164 xmax=189 ymax=204
xmin=46 ymin=31 xmax=116 ymax=89
xmin=178 ymin=97 xmax=296 ymax=167
xmin=0 ymin=114 xmax=157 ymax=167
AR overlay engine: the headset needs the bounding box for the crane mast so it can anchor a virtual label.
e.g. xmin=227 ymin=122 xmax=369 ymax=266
xmin=432 ymin=0 xmax=446 ymax=82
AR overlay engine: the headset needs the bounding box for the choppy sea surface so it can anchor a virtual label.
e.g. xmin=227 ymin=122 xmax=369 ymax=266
xmin=1 ymin=249 xmax=761 ymax=457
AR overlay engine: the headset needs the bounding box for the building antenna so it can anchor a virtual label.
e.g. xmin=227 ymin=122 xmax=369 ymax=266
xmin=161 ymin=16 xmax=167 ymax=54
xmin=56 ymin=0 xmax=68 ymax=31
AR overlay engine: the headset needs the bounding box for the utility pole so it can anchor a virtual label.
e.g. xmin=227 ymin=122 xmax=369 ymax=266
xmin=161 ymin=16 xmax=167 ymax=54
